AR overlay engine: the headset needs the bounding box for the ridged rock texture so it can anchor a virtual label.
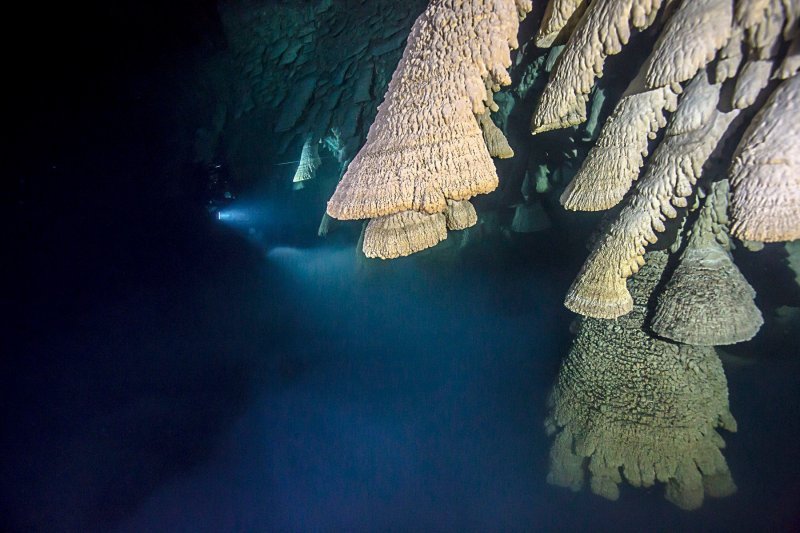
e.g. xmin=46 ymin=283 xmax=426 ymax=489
xmin=732 ymin=59 xmax=775 ymax=109
xmin=716 ymin=25 xmax=745 ymax=82
xmin=731 ymin=0 xmax=799 ymax=107
xmin=219 ymin=0 xmax=426 ymax=153
xmin=535 ymin=0 xmax=589 ymax=47
xmin=477 ymin=110 xmax=515 ymax=159
xmin=564 ymin=72 xmax=739 ymax=319
xmin=559 ymin=68 xmax=680 ymax=211
xmin=328 ymin=0 xmax=530 ymax=220
xmin=523 ymin=0 xmax=798 ymax=319
xmin=545 ymin=250 xmax=738 ymax=511
xmin=737 ymin=0 xmax=798 ymax=61
xmin=444 ymin=199 xmax=478 ymax=231
xmin=643 ymin=0 xmax=733 ymax=88
xmin=558 ymin=0 xmax=731 ymax=212
xmin=530 ymin=0 xmax=666 ymax=134
xmin=729 ymin=73 xmax=800 ymax=242
xmin=327 ymin=0 xmax=531 ymax=258
xmin=362 ymin=211 xmax=448 ymax=259
xmin=651 ymin=180 xmax=764 ymax=345
xmin=291 ymin=137 xmax=321 ymax=187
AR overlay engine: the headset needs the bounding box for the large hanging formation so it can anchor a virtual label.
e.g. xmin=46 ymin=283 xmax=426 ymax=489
xmin=531 ymin=0 xmax=798 ymax=508
xmin=547 ymin=0 xmax=799 ymax=321
xmin=326 ymin=0 xmax=533 ymax=259
xmin=323 ymin=0 xmax=799 ymax=509
xmin=545 ymin=251 xmax=738 ymax=510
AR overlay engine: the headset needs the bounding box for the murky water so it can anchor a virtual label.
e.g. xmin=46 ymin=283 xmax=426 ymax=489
xmin=7 ymin=191 xmax=798 ymax=532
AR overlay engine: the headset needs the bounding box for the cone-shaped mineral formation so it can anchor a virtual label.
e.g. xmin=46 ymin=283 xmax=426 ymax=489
xmin=559 ymin=0 xmax=731 ymax=211
xmin=328 ymin=0 xmax=531 ymax=221
xmin=477 ymin=110 xmax=514 ymax=159
xmin=535 ymin=0 xmax=589 ymax=48
xmin=564 ymin=71 xmax=739 ymax=318
xmin=362 ymin=211 xmax=448 ymax=259
xmin=292 ymin=137 xmax=321 ymax=187
xmin=644 ymin=0 xmax=733 ymax=88
xmin=444 ymin=199 xmax=478 ymax=231
xmin=546 ymin=251 xmax=738 ymax=510
xmin=559 ymin=68 xmax=680 ymax=211
xmin=652 ymin=180 xmax=764 ymax=345
xmin=531 ymin=0 xmax=665 ymax=134
xmin=730 ymin=73 xmax=800 ymax=242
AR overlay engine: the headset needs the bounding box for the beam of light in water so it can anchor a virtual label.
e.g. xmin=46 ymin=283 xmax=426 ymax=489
xmin=266 ymin=245 xmax=358 ymax=294
xmin=213 ymin=202 xmax=282 ymax=248
xmin=214 ymin=201 xmax=279 ymax=233
xmin=215 ymin=203 xmax=275 ymax=224
xmin=217 ymin=209 xmax=249 ymax=222
xmin=115 ymin=242 xmax=567 ymax=532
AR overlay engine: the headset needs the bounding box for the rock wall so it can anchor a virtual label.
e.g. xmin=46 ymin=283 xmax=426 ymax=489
xmin=202 ymin=0 xmax=650 ymax=249
xmin=209 ymin=0 xmax=428 ymax=189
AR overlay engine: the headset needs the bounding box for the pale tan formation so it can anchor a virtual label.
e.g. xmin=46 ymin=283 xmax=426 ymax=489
xmin=535 ymin=0 xmax=589 ymax=47
xmin=716 ymin=26 xmax=745 ymax=82
xmin=291 ymin=137 xmax=321 ymax=186
xmin=731 ymin=0 xmax=799 ymax=106
xmin=328 ymin=0 xmax=531 ymax=221
xmin=546 ymin=251 xmax=738 ymax=510
xmin=477 ymin=110 xmax=514 ymax=159
xmin=530 ymin=0 xmax=665 ymax=134
xmin=644 ymin=0 xmax=733 ymax=88
xmin=362 ymin=211 xmax=448 ymax=259
xmin=559 ymin=0 xmax=731 ymax=212
xmin=730 ymin=73 xmax=800 ymax=242
xmin=514 ymin=0 xmax=534 ymax=18
xmin=559 ymin=69 xmax=680 ymax=211
xmin=732 ymin=58 xmax=775 ymax=108
xmin=564 ymin=72 xmax=739 ymax=318
xmin=738 ymin=0 xmax=798 ymax=60
xmin=651 ymin=180 xmax=764 ymax=345
xmin=444 ymin=199 xmax=478 ymax=230
xmin=736 ymin=0 xmax=773 ymax=32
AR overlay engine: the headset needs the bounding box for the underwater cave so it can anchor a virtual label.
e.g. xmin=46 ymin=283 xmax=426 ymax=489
xmin=5 ymin=0 xmax=800 ymax=531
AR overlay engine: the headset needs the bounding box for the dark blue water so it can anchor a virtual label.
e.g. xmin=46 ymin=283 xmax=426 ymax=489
xmin=6 ymin=188 xmax=799 ymax=532
xmin=6 ymin=0 xmax=800 ymax=528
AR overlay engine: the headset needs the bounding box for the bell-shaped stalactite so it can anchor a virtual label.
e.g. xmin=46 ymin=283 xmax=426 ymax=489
xmin=326 ymin=0 xmax=532 ymax=259
xmin=545 ymin=250 xmax=738 ymax=510
xmin=564 ymin=72 xmax=739 ymax=319
xmin=291 ymin=137 xmax=321 ymax=190
xmin=729 ymin=73 xmax=800 ymax=243
xmin=651 ymin=180 xmax=764 ymax=345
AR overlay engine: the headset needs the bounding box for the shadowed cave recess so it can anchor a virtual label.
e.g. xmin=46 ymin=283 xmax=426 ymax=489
xmin=5 ymin=0 xmax=800 ymax=531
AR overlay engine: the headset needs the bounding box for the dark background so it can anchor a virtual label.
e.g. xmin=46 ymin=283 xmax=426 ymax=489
xmin=4 ymin=2 xmax=800 ymax=531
